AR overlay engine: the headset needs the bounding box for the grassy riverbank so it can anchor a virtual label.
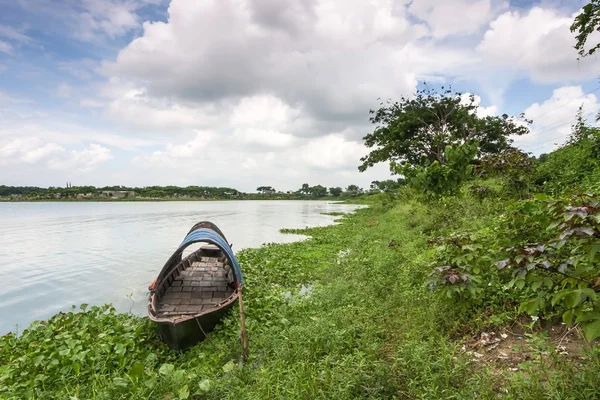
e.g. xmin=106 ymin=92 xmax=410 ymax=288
xmin=2 ymin=194 xmax=599 ymax=399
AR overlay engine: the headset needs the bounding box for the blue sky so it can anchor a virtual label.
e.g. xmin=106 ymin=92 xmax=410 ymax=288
xmin=0 ymin=0 xmax=598 ymax=191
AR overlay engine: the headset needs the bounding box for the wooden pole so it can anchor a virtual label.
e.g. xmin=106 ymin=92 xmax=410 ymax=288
xmin=238 ymin=286 xmax=249 ymax=362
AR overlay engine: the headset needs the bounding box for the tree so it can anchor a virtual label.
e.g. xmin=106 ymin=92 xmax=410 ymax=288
xmin=346 ymin=184 xmax=360 ymax=192
xmin=358 ymin=86 xmax=530 ymax=172
xmin=309 ymin=185 xmax=328 ymax=197
xmin=329 ymin=187 xmax=343 ymax=197
xmin=256 ymin=186 xmax=275 ymax=194
xmin=571 ymin=0 xmax=600 ymax=58
xmin=301 ymin=183 xmax=310 ymax=195
xmin=376 ymin=179 xmax=403 ymax=191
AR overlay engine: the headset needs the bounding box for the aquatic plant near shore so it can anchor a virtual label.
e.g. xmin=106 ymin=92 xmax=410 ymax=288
xmin=2 ymin=199 xmax=600 ymax=399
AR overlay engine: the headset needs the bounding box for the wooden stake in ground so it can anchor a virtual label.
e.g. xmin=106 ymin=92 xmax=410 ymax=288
xmin=238 ymin=285 xmax=249 ymax=362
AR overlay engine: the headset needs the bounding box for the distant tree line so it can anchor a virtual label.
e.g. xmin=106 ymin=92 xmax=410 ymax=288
xmin=0 ymin=185 xmax=241 ymax=200
xmin=0 ymin=182 xmax=401 ymax=201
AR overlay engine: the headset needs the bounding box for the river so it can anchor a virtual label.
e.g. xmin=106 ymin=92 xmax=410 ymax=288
xmin=0 ymin=200 xmax=363 ymax=334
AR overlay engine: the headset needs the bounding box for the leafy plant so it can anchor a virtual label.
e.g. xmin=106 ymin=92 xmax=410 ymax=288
xmin=394 ymin=141 xmax=478 ymax=197
xmin=477 ymin=148 xmax=536 ymax=198
xmin=571 ymin=0 xmax=600 ymax=58
xmin=468 ymin=184 xmax=496 ymax=200
xmin=495 ymin=193 xmax=600 ymax=341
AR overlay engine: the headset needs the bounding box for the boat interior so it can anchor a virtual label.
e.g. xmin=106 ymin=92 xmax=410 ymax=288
xmin=151 ymin=244 xmax=236 ymax=320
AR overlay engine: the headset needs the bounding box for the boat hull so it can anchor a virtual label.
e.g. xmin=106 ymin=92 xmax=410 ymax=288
xmin=155 ymin=299 xmax=237 ymax=351
xmin=148 ymin=222 xmax=244 ymax=351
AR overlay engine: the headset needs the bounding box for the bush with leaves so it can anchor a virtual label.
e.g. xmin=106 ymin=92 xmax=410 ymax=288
xmin=394 ymin=141 xmax=478 ymax=198
xmin=495 ymin=193 xmax=600 ymax=341
xmin=468 ymin=184 xmax=496 ymax=200
xmin=429 ymin=192 xmax=600 ymax=342
xmin=477 ymin=148 xmax=536 ymax=198
xmin=534 ymin=109 xmax=600 ymax=194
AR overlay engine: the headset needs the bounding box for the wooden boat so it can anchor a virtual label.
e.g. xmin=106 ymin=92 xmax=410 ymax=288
xmin=147 ymin=221 xmax=245 ymax=352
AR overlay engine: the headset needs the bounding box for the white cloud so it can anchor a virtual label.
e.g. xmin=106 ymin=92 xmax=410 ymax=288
xmin=47 ymin=144 xmax=113 ymax=171
xmin=233 ymin=128 xmax=297 ymax=148
xmin=102 ymin=0 xmax=427 ymax=123
xmin=293 ymin=133 xmax=368 ymax=169
xmin=460 ymin=93 xmax=498 ymax=117
xmin=0 ymin=137 xmax=62 ymax=164
xmin=131 ymin=129 xmax=386 ymax=190
xmin=0 ymin=40 xmax=12 ymax=54
xmin=0 ymin=107 xmax=158 ymax=151
xmin=0 ymin=137 xmax=112 ymax=172
xmin=477 ymin=7 xmax=600 ymax=83
xmin=409 ymin=0 xmax=504 ymax=38
xmin=3 ymin=0 xmax=600 ymax=190
xmin=514 ymin=86 xmax=599 ymax=155
xmin=0 ymin=25 xmax=31 ymax=43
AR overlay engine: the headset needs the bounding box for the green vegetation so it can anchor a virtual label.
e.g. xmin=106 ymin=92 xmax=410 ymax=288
xmin=3 ymin=185 xmax=600 ymax=399
xmin=571 ymin=0 xmax=600 ymax=58
xmin=4 ymin=105 xmax=600 ymax=397
xmin=0 ymin=183 xmax=377 ymax=202
xmin=359 ymin=86 xmax=529 ymax=173
xmin=0 ymin=184 xmax=366 ymax=202
xmin=0 ymin=185 xmax=241 ymax=201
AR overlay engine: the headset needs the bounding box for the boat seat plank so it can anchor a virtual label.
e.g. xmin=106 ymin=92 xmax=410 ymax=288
xmin=156 ymin=256 xmax=235 ymax=317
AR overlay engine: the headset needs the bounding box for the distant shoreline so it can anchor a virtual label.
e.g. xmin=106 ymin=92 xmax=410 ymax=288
xmin=0 ymin=197 xmax=345 ymax=203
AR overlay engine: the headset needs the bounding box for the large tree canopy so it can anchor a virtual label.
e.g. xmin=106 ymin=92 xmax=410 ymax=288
xmin=571 ymin=0 xmax=600 ymax=58
xmin=358 ymin=87 xmax=530 ymax=172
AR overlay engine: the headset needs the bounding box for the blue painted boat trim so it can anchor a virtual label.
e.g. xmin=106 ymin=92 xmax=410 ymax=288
xmin=179 ymin=228 xmax=243 ymax=286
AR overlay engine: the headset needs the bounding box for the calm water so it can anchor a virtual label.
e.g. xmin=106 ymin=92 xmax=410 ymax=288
xmin=0 ymin=200 xmax=363 ymax=334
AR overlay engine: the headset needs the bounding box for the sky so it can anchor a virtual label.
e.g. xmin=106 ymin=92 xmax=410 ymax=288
xmin=0 ymin=0 xmax=599 ymax=192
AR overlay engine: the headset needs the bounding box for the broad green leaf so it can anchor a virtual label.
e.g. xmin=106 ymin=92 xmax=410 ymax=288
xmin=80 ymin=303 xmax=88 ymax=311
xmin=178 ymin=385 xmax=190 ymax=400
xmin=72 ymin=363 xmax=81 ymax=375
xmin=582 ymin=320 xmax=600 ymax=342
xmin=144 ymin=378 xmax=156 ymax=389
xmin=173 ymin=369 xmax=186 ymax=382
xmin=519 ymin=298 xmax=539 ymax=316
xmin=129 ymin=362 xmax=144 ymax=379
xmin=515 ymin=280 xmax=525 ymax=290
xmin=198 ymin=379 xmax=211 ymax=393
xmin=581 ymin=288 xmax=597 ymax=302
xmin=547 ymin=221 xmax=560 ymax=231
xmin=552 ymin=290 xmax=572 ymax=307
xmin=576 ymin=311 xmax=600 ymax=323
xmin=562 ymin=309 xmax=574 ymax=325
xmin=114 ymin=344 xmax=126 ymax=356
xmin=564 ymin=290 xmax=583 ymax=309
xmin=222 ymin=361 xmax=235 ymax=373
xmin=33 ymin=355 xmax=44 ymax=367
xmin=112 ymin=377 xmax=128 ymax=388
xmin=159 ymin=363 xmax=175 ymax=376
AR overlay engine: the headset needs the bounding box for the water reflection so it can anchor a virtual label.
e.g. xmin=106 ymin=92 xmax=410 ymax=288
xmin=0 ymin=200 xmax=363 ymax=333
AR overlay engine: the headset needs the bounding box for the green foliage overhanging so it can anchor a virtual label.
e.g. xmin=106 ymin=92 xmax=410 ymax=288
xmin=571 ymin=0 xmax=600 ymax=58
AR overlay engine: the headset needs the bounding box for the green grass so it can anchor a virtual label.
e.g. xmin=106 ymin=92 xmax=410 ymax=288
xmin=1 ymin=199 xmax=599 ymax=399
